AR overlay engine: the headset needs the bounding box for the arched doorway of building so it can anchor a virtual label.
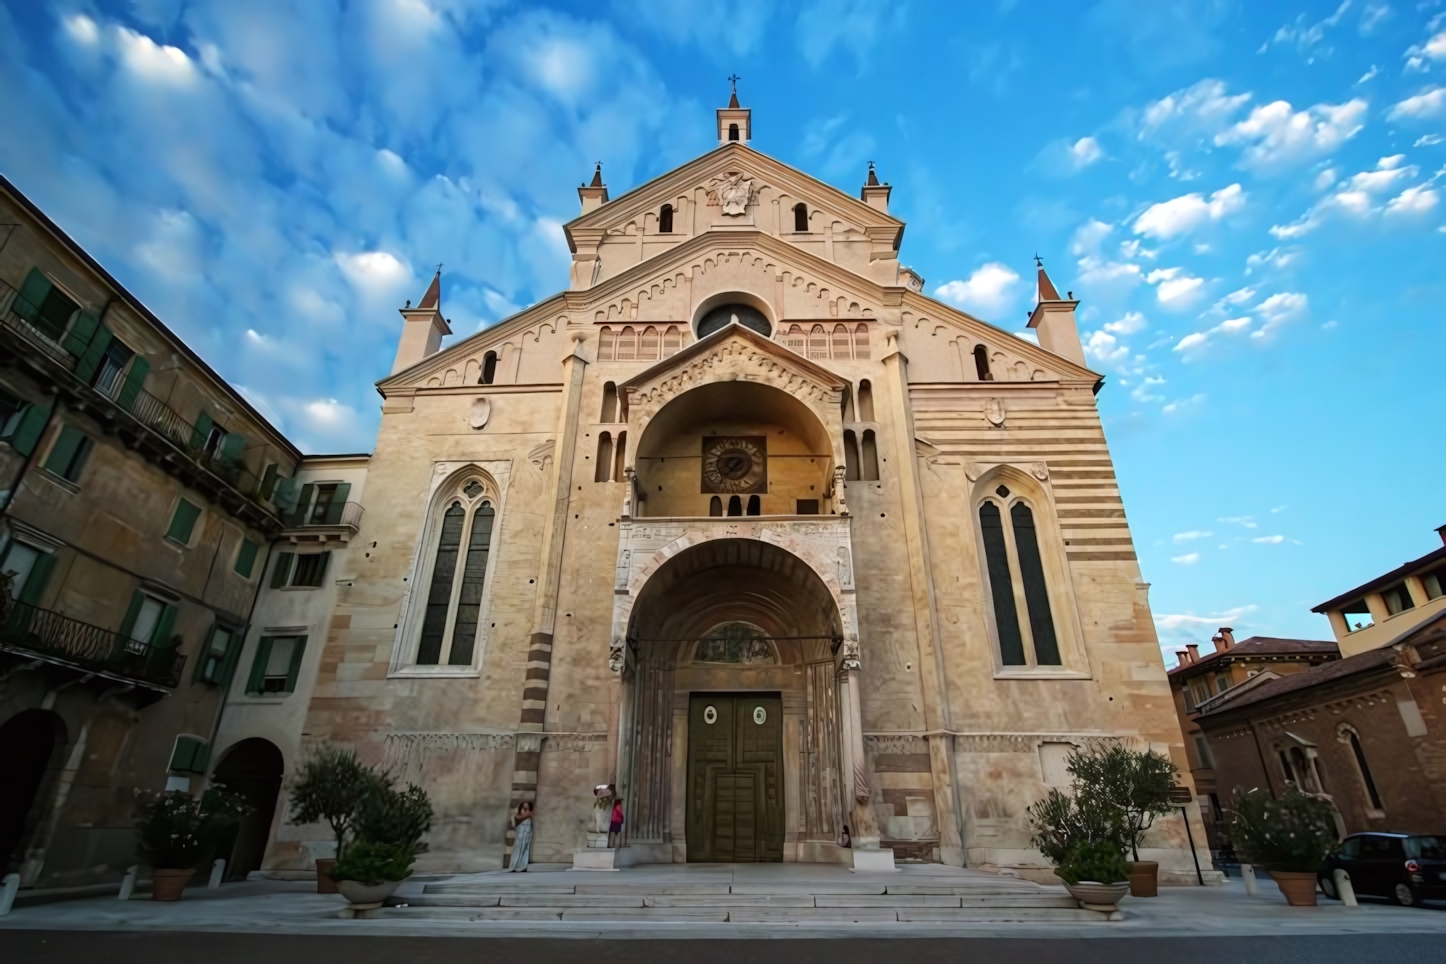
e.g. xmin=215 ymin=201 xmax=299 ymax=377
xmin=0 ymin=709 xmax=67 ymax=873
xmin=622 ymin=538 xmax=846 ymax=863
xmin=211 ymin=738 xmax=284 ymax=880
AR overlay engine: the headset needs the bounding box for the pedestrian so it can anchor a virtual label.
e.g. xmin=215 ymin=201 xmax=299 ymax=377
xmin=608 ymin=796 xmax=624 ymax=847
xmin=836 ymin=825 xmax=851 ymax=849
xmin=509 ymin=800 xmax=534 ymax=872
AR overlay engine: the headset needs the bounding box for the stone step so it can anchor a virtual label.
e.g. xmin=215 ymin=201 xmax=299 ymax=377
xmin=897 ymin=907 xmax=1110 ymax=923
xmin=645 ymin=895 xmax=816 ymax=908
xmin=729 ymin=883 xmax=887 ymax=895
xmin=885 ymin=884 xmax=1047 ymax=895
xmin=575 ymin=882 xmax=732 ymax=895
xmin=425 ymin=883 xmax=576 ymax=895
xmin=728 ymin=907 xmax=901 ymax=922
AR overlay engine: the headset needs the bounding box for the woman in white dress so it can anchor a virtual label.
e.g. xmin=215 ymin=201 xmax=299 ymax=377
xmin=509 ymin=801 xmax=534 ymax=872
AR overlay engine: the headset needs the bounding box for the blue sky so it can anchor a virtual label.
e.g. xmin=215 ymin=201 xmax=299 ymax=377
xmin=1 ymin=1 xmax=1444 ymax=658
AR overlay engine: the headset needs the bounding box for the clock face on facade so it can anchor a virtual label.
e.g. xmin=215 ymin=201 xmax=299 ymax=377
xmin=701 ymin=436 xmax=767 ymax=494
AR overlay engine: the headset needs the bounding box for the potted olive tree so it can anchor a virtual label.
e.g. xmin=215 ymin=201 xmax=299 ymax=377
xmin=1065 ymin=745 xmax=1179 ymax=897
xmin=1027 ymin=785 xmax=1131 ymax=911
xmin=1227 ymin=786 xmax=1337 ymax=906
xmin=288 ymin=745 xmax=389 ymax=894
xmin=133 ymin=787 xmax=251 ymax=901
xmin=329 ymin=782 xmax=433 ymax=910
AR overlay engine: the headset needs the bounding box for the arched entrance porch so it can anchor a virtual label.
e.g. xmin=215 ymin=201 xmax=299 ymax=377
xmin=617 ymin=537 xmax=865 ymax=863
xmin=211 ymin=738 xmax=284 ymax=880
xmin=0 ymin=709 xmax=67 ymax=875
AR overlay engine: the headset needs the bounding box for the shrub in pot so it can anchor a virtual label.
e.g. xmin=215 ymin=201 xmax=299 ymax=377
xmin=328 ymin=781 xmax=434 ymax=908
xmin=1027 ymin=786 xmax=1131 ymax=910
xmin=288 ymin=745 xmax=390 ymax=894
xmin=133 ymin=787 xmax=251 ymax=901
xmin=1065 ymin=745 xmax=1178 ymax=897
xmin=1227 ymin=786 xmax=1338 ymax=907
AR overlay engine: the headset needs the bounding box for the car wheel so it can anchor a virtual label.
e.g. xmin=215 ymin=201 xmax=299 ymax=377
xmin=1319 ymin=874 xmax=1338 ymax=899
xmin=1393 ymin=883 xmax=1416 ymax=907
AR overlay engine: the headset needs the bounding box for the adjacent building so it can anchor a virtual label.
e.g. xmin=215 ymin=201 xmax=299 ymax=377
xmin=0 ymin=175 xmax=301 ymax=889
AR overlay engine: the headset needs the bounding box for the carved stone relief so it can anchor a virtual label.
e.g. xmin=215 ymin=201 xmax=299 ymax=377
xmin=984 ymin=398 xmax=1006 ymax=427
xmin=468 ymin=397 xmax=491 ymax=431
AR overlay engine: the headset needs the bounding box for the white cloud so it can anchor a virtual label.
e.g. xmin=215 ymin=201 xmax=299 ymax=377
xmin=1314 ymin=167 xmax=1339 ymax=191
xmin=1416 ymin=134 xmax=1444 ymax=147
xmin=115 ymin=26 xmax=199 ymax=86
xmin=1083 ymin=329 xmax=1130 ymax=368
xmin=1245 ymin=247 xmax=1300 ymax=274
xmin=1215 ymin=98 xmax=1367 ymax=171
xmin=1252 ymin=534 xmax=1286 ymax=544
xmin=1388 ymin=87 xmax=1446 ymax=121
xmin=1269 ymin=2 xmax=1351 ymax=52
xmin=1154 ymin=604 xmax=1258 ymax=635
xmin=1145 ymin=267 xmax=1205 ymax=306
xmin=1174 ymin=315 xmax=1253 ymax=356
xmin=1219 ymin=515 xmax=1259 ymax=528
xmin=1140 ymin=79 xmax=1251 ymax=136
xmin=1162 ymin=393 xmax=1206 ymax=414
xmin=1385 ymin=184 xmax=1439 ymax=216
xmin=934 ymin=262 xmax=1021 ymax=317
xmin=1170 ymin=552 xmax=1201 ymax=565
xmin=1133 ymin=183 xmax=1245 ymax=239
xmin=1270 ymin=156 xmax=1421 ymax=237
xmin=1104 ymin=311 xmax=1148 ymax=335
xmin=1357 ymin=65 xmax=1380 ymax=84
xmin=1405 ymin=30 xmax=1446 ymax=72
xmin=1216 ymin=286 xmax=1256 ymax=309
xmin=1069 ymin=136 xmax=1103 ymax=169
xmin=1173 ymin=530 xmax=1213 ymax=542
xmin=334 ymin=250 xmax=414 ymax=300
xmin=1252 ymin=292 xmax=1308 ymax=339
xmin=62 ymin=14 xmax=100 ymax=46
xmin=1071 ymin=218 xmax=1114 ymax=255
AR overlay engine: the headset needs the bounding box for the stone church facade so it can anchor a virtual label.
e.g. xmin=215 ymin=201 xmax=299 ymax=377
xmin=278 ymin=95 xmax=1205 ymax=878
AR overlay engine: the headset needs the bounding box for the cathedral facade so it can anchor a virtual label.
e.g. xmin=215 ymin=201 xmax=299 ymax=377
xmin=285 ymin=95 xmax=1204 ymax=878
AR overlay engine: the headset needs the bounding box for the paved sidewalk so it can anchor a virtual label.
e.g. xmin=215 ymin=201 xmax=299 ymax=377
xmin=2 ymin=868 xmax=1444 ymax=939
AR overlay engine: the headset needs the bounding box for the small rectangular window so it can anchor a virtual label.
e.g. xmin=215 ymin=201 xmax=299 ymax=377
xmin=291 ymin=552 xmax=329 ymax=588
xmin=1191 ymin=681 xmax=1210 ymax=706
xmin=129 ymin=596 xmax=166 ymax=650
xmin=43 ymin=425 xmax=93 ymax=482
xmin=1422 ymin=566 xmax=1444 ymax=600
xmin=34 ymin=285 xmax=79 ymax=341
xmin=168 ymin=735 xmax=211 ymax=774
xmin=235 ymin=539 xmax=259 ymax=578
xmin=249 ymin=635 xmax=305 ymax=694
xmin=795 ymin=499 xmax=819 ymax=515
xmin=1340 ymin=599 xmax=1373 ymax=632
xmin=166 ymin=498 xmax=202 ymax=545
xmin=196 ymin=625 xmax=239 ymax=686
xmin=92 ymin=338 xmax=135 ymax=396
xmin=1383 ymin=582 xmax=1414 ymax=616
xmin=1215 ymin=675 xmax=1230 ymax=694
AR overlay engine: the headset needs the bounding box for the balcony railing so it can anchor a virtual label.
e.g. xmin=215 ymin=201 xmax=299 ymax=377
xmin=280 ymin=501 xmax=364 ymax=531
xmin=0 ymin=279 xmax=76 ymax=368
xmin=0 ymin=599 xmax=186 ymax=688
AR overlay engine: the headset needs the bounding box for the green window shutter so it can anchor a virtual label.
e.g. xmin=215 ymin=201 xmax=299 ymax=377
xmin=259 ymin=463 xmax=279 ymax=500
xmin=270 ymin=551 xmax=294 ymax=589
xmin=271 ymin=475 xmax=300 ymax=513
xmin=194 ymin=742 xmax=212 ymax=773
xmin=246 ymin=636 xmax=274 ymax=694
xmin=116 ymin=356 xmax=150 ymax=412
xmin=323 ymin=483 xmax=351 ymax=524
xmin=294 ymin=484 xmax=315 ymax=525
xmin=235 ymin=539 xmax=258 ymax=578
xmin=219 ymin=432 xmax=246 ymax=464
xmin=285 ymin=636 xmax=307 ymax=692
xmin=217 ymin=629 xmax=245 ymax=690
xmin=169 ymin=737 xmax=196 ymax=772
xmin=13 ymin=268 xmax=52 ymax=322
xmin=192 ymin=624 xmax=220 ymax=683
xmin=17 ymin=551 xmax=56 ymax=606
xmin=153 ymin=603 xmax=179 ymax=648
xmin=189 ymin=411 xmax=213 ymax=451
xmin=73 ymin=324 xmax=114 ymax=384
xmin=166 ymin=498 xmax=202 ymax=544
xmin=43 ymin=425 xmax=85 ymax=476
xmin=117 ymin=590 xmax=145 ymax=639
xmin=8 ymin=398 xmax=53 ymax=456
xmin=61 ymin=311 xmax=100 ymax=357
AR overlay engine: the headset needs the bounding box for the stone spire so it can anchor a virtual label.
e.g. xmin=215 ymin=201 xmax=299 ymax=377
xmin=1026 ymin=257 xmax=1084 ymax=368
xmin=1034 ymin=256 xmax=1062 ymax=302
xmin=391 ymin=270 xmax=451 ymax=374
xmin=717 ymin=75 xmax=751 ymax=145
xmin=578 ymin=162 xmax=609 ymax=214
xmin=417 ymin=268 xmax=441 ymax=310
xmin=860 ymin=161 xmax=891 ymax=213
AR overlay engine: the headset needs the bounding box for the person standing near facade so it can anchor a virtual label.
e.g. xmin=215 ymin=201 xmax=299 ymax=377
xmin=608 ymin=796 xmax=624 ymax=848
xmin=509 ymin=801 xmax=534 ymax=872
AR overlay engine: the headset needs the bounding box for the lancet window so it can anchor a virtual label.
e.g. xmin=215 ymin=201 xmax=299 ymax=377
xmin=978 ymin=487 xmax=1061 ymax=667
xmin=405 ymin=473 xmax=501 ymax=670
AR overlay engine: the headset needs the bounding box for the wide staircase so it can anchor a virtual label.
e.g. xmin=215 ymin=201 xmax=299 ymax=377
xmin=383 ymin=864 xmax=1117 ymax=924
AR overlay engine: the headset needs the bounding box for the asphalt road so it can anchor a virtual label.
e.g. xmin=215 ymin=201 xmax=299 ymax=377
xmin=3 ymin=932 xmax=1446 ymax=963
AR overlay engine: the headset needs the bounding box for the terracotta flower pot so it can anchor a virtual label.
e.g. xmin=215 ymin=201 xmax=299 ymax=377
xmin=336 ymin=878 xmax=400 ymax=911
xmin=1268 ymin=870 xmax=1319 ymax=907
xmin=1127 ymin=860 xmax=1159 ymax=897
xmin=150 ymin=867 xmax=195 ymax=901
xmin=315 ymin=858 xmax=339 ymax=894
xmin=1064 ymin=880 xmax=1130 ymax=911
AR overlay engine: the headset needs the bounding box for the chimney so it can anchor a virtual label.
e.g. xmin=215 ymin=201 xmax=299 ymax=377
xmin=578 ymin=163 xmax=609 ymax=215
xmin=1175 ymin=650 xmax=1191 ymax=667
xmin=1186 ymin=644 xmax=1201 ymax=663
xmin=1437 ymin=524 xmax=1446 ymax=547
xmin=1211 ymin=634 xmax=1224 ymax=652
xmin=1025 ymin=260 xmax=1085 ymax=368
xmin=860 ymin=162 xmax=892 ymax=214
xmin=390 ymin=271 xmax=451 ymax=375
xmin=1218 ymin=627 xmax=1236 ymax=650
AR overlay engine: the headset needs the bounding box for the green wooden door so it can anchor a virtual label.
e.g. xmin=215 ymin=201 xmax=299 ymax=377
xmin=686 ymin=693 xmax=784 ymax=862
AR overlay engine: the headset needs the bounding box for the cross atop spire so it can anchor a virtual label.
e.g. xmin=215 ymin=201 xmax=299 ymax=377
xmin=727 ymin=73 xmax=741 ymax=108
xmin=590 ymin=162 xmax=603 ymax=188
xmin=416 ymin=268 xmax=442 ymax=311
xmin=866 ymin=161 xmax=879 ymax=187
xmin=1035 ymin=258 xmax=1062 ymax=302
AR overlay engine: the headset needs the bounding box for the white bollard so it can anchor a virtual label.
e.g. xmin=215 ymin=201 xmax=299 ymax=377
xmin=0 ymin=873 xmax=19 ymax=917
xmin=208 ymin=859 xmax=226 ymax=889
xmin=1333 ymin=869 xmax=1358 ymax=908
xmin=1241 ymin=862 xmax=1258 ymax=896
xmin=118 ymin=865 xmax=138 ymax=901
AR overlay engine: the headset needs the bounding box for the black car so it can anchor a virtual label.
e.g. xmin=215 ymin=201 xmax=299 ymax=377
xmin=1319 ymin=832 xmax=1446 ymax=906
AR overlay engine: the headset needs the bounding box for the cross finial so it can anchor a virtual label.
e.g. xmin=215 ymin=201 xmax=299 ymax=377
xmin=435 ymin=262 xmax=443 ymax=274
xmin=1033 ymin=253 xmax=1044 ymax=268
xmin=728 ymin=73 xmax=740 ymax=94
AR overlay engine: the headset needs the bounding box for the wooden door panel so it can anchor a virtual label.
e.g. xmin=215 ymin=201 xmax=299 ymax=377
xmin=687 ymin=694 xmax=783 ymax=863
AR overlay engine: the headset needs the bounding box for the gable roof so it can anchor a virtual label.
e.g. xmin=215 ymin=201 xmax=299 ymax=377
xmin=618 ymin=320 xmax=849 ymax=394
xmin=1168 ymin=636 xmax=1339 ymax=678
xmin=1198 ymin=645 xmax=1399 ymax=718
xmin=1313 ymin=539 xmax=1446 ymax=612
xmin=563 ymin=143 xmax=904 ymax=252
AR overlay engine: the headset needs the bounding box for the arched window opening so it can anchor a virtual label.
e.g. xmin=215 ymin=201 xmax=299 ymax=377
xmin=973 ymin=344 xmax=993 ymax=381
xmin=746 ymin=495 xmax=760 ymax=516
xmin=697 ymin=302 xmax=770 ymax=338
xmin=857 ymin=379 xmax=875 ymax=422
xmin=417 ymin=501 xmax=465 ymax=665
xmin=786 ymin=324 xmax=806 ymax=354
xmin=1289 ymin=747 xmax=1317 ymax=793
xmin=595 ymin=432 xmax=614 ymax=483
xmin=808 ymin=325 xmax=828 ymax=359
xmin=599 ymin=327 xmax=615 ymax=361
xmin=728 ymin=123 xmax=739 ymax=141
xmin=727 ymin=495 xmax=742 ymax=516
xmin=860 ymin=429 xmax=879 ymax=482
xmin=481 ymin=351 xmax=498 ymax=385
xmin=709 ymin=496 xmax=723 ymax=517
xmin=832 ymin=324 xmax=851 ymax=359
xmin=659 ymin=204 xmax=674 ymax=233
xmin=448 ymin=503 xmax=495 ymax=666
xmin=1010 ymin=502 xmax=1060 ymax=665
xmin=600 ymin=382 xmax=618 ymax=423
xmin=639 ymin=326 xmax=660 ymax=361
xmin=662 ymin=326 xmax=681 ymax=357
xmin=980 ymin=501 xmax=1026 ymax=666
xmin=843 ymin=429 xmax=861 ymax=482
xmin=793 ymin=203 xmax=808 ymax=232
xmin=854 ymin=323 xmax=870 ymax=360
xmin=617 ymin=326 xmax=637 ymax=361
xmin=613 ymin=431 xmax=627 ymax=485
xmin=413 ymin=481 xmax=499 ymax=668
xmin=1347 ymin=730 xmax=1383 ymax=810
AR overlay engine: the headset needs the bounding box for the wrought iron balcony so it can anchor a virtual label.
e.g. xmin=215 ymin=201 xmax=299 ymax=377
xmin=0 ymin=279 xmax=76 ymax=368
xmin=0 ymin=599 xmax=186 ymax=689
xmin=279 ymin=501 xmax=364 ymax=546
